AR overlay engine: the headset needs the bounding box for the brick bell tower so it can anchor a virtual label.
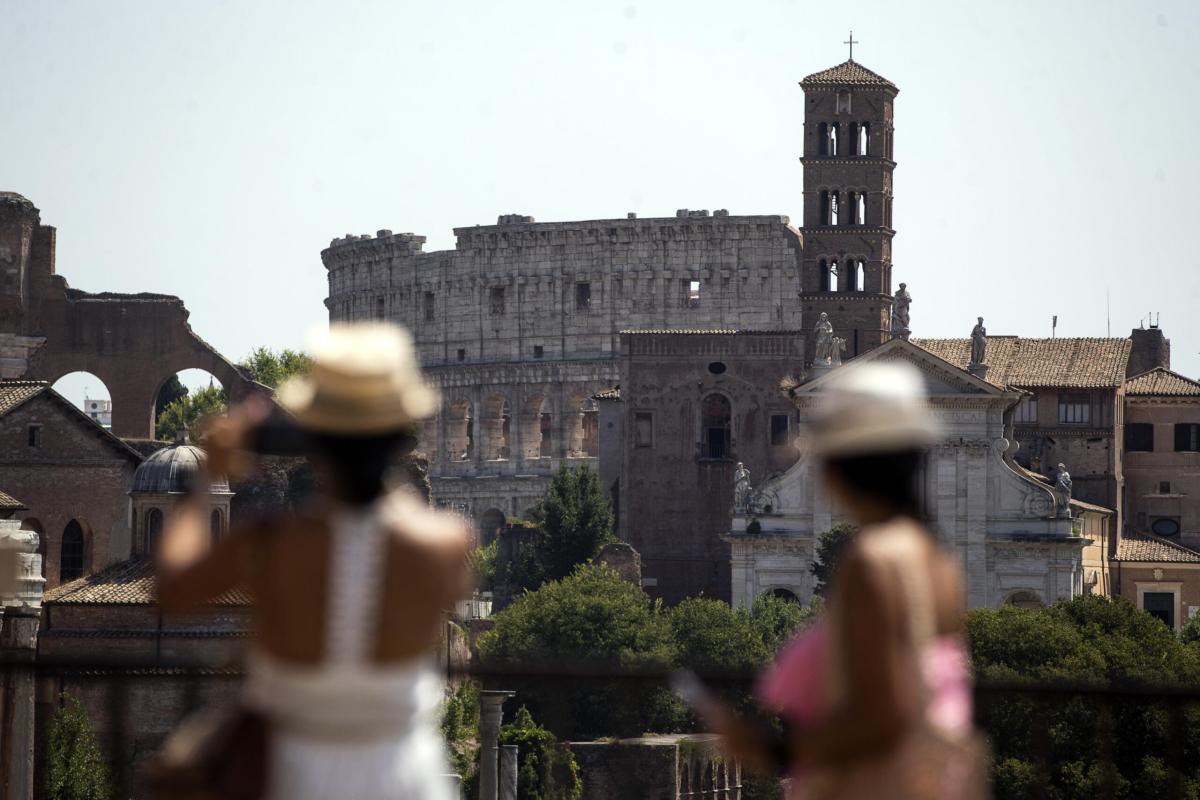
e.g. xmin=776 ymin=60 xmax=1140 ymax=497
xmin=799 ymin=45 xmax=897 ymax=359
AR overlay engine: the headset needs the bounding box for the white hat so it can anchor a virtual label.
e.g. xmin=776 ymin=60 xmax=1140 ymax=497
xmin=275 ymin=322 xmax=439 ymax=435
xmin=809 ymin=361 xmax=939 ymax=459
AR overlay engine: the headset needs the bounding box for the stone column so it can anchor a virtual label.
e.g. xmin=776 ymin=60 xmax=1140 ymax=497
xmin=499 ymin=745 xmax=518 ymax=800
xmin=481 ymin=416 xmax=506 ymax=461
xmin=0 ymin=519 xmax=44 ymax=800
xmin=518 ymin=413 xmax=542 ymax=461
xmin=478 ymin=690 xmax=515 ymax=800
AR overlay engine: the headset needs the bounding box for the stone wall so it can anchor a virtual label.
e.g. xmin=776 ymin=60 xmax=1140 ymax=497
xmin=569 ymin=734 xmax=739 ymax=800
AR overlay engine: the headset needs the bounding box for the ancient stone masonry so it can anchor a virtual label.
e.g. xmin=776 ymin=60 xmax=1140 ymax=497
xmin=323 ymin=212 xmax=805 ymax=531
xmin=0 ymin=192 xmax=262 ymax=438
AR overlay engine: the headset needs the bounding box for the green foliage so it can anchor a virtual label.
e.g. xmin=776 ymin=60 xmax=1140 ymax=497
xmin=809 ymin=523 xmax=857 ymax=596
xmin=441 ymin=682 xmax=480 ymax=792
xmin=155 ymin=384 xmax=228 ymax=441
xmin=478 ymin=564 xmax=680 ymax=738
xmin=154 ymin=374 xmax=188 ymax=419
xmin=669 ymin=597 xmax=769 ymax=675
xmin=499 ymin=707 xmax=582 ymax=800
xmin=1181 ymin=611 xmax=1200 ymax=645
xmin=750 ymin=592 xmax=822 ymax=654
xmin=969 ymin=595 xmax=1200 ymax=799
xmin=469 ymin=540 xmax=499 ymax=592
xmin=518 ymin=466 xmax=616 ymax=592
xmin=239 ymin=346 xmax=311 ymax=389
xmin=46 ymin=694 xmax=111 ymax=800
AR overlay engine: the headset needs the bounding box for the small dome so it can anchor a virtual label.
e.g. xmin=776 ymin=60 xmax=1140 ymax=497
xmin=131 ymin=443 xmax=230 ymax=494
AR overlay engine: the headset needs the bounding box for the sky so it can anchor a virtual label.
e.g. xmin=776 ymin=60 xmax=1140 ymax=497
xmin=3 ymin=0 xmax=1199 ymax=408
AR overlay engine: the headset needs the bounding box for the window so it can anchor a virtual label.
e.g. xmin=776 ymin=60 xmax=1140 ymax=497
xmin=701 ymin=394 xmax=732 ymax=459
xmin=817 ymin=122 xmax=829 ymax=156
xmin=1125 ymin=422 xmax=1153 ymax=451
xmin=1144 ymin=591 xmax=1175 ymax=629
xmin=858 ymin=122 xmax=869 ymax=156
xmin=1004 ymin=590 xmax=1044 ymax=610
xmin=685 ymin=279 xmax=701 ymax=309
xmin=1152 ymin=518 xmax=1181 ymax=537
xmin=210 ymin=509 xmax=223 ymax=544
xmin=457 ymin=348 xmax=466 ymax=362
xmin=634 ymin=411 xmax=654 ymax=448
xmin=423 ymin=292 xmax=435 ymax=322
xmin=575 ymin=282 xmax=591 ymax=310
xmin=27 ymin=424 xmax=41 ymax=448
xmin=539 ymin=412 xmax=552 ymax=457
xmin=533 ymin=345 xmax=544 ymax=359
xmin=707 ymin=362 xmax=727 ymax=375
xmin=375 ymin=296 xmax=386 ymax=319
xmin=145 ymin=508 xmax=163 ymax=554
xmin=836 ymin=90 xmax=851 ymax=114
xmin=1159 ymin=481 xmax=1172 ymax=494
xmin=1176 ymin=423 xmax=1200 ymax=452
xmin=770 ymin=413 xmax=790 ymax=447
xmin=489 ymin=287 xmax=506 ymax=315
xmin=60 ymin=520 xmax=84 ymax=582
xmin=1058 ymin=393 xmax=1091 ymax=424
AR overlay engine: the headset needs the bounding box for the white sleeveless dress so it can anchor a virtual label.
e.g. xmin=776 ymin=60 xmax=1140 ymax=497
xmin=242 ymin=503 xmax=455 ymax=800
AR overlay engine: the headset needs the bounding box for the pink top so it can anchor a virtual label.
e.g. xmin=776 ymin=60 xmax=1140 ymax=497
xmin=757 ymin=620 xmax=973 ymax=735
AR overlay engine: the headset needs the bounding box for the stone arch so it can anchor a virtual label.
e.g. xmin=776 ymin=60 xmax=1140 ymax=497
xmin=481 ymin=394 xmax=511 ymax=460
xmin=520 ymin=393 xmax=551 ymax=460
xmin=51 ymin=372 xmax=113 ymax=427
xmin=446 ymin=399 xmax=473 ymax=462
xmin=1003 ymin=589 xmax=1045 ymax=610
xmin=701 ymin=393 xmax=732 ymax=459
xmin=765 ymin=587 xmax=800 ymax=603
xmin=59 ymin=519 xmax=85 ymax=583
xmin=478 ymin=507 xmax=506 ymax=546
xmin=153 ymin=367 xmax=226 ymax=440
xmin=210 ymin=508 xmax=224 ymax=544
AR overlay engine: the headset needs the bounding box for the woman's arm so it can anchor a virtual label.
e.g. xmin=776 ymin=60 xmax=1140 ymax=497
xmin=788 ymin=549 xmax=919 ymax=768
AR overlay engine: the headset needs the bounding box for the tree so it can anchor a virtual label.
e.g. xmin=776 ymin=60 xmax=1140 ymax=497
xmin=155 ymin=384 xmax=228 ymax=441
xmin=518 ymin=466 xmax=616 ymax=592
xmin=477 ymin=564 xmax=680 ymax=738
xmin=46 ymin=694 xmax=111 ymax=800
xmin=154 ymin=374 xmax=188 ymax=419
xmin=239 ymin=346 xmax=311 ymax=389
xmin=499 ymin=707 xmax=582 ymax=800
xmin=468 ymin=540 xmax=498 ymax=593
xmin=809 ymin=523 xmax=857 ymax=596
xmin=668 ymin=597 xmax=769 ymax=676
xmin=750 ymin=591 xmax=822 ymax=654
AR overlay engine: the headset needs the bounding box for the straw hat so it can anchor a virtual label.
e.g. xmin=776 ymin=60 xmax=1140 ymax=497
xmin=809 ymin=361 xmax=939 ymax=459
xmin=275 ymin=322 xmax=439 ymax=435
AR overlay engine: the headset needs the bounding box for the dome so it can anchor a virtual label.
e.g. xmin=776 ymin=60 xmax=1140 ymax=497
xmin=130 ymin=443 xmax=230 ymax=494
xmin=0 ymin=192 xmax=37 ymax=212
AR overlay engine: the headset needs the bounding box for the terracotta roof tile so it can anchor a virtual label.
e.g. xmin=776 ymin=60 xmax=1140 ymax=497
xmin=1115 ymin=532 xmax=1200 ymax=564
xmin=619 ymin=329 xmax=805 ymax=336
xmin=45 ymin=558 xmax=252 ymax=606
xmin=0 ymin=489 xmax=26 ymax=510
xmin=1125 ymin=367 xmax=1200 ymax=397
xmin=801 ymin=60 xmax=897 ymax=89
xmin=0 ymin=381 xmax=48 ymax=415
xmin=912 ymin=337 xmax=1132 ymax=389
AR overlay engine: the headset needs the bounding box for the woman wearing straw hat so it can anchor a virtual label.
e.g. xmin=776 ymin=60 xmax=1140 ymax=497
xmin=155 ymin=322 xmax=470 ymax=800
xmin=709 ymin=361 xmax=986 ymax=799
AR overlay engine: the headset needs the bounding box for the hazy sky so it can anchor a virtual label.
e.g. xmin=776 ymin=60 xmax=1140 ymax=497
xmin=3 ymin=0 xmax=1198 ymax=405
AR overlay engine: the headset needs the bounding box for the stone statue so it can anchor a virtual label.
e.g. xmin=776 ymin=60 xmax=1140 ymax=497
xmin=733 ymin=462 xmax=752 ymax=513
xmin=892 ymin=282 xmax=912 ymax=339
xmin=831 ymin=336 xmax=847 ymax=366
xmin=969 ymin=317 xmax=987 ymax=366
xmin=1054 ymin=462 xmax=1073 ymax=519
xmin=813 ymin=313 xmax=834 ymax=365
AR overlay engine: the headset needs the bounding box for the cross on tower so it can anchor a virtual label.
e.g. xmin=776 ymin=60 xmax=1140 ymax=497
xmin=844 ymin=30 xmax=858 ymax=61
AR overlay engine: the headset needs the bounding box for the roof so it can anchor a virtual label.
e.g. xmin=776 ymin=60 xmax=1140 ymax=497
xmin=1115 ymin=531 xmax=1200 ymax=564
xmin=131 ymin=442 xmax=230 ymax=493
xmin=0 ymin=381 xmax=143 ymax=462
xmin=1125 ymin=367 xmax=1200 ymax=397
xmin=800 ymin=60 xmax=897 ymax=90
xmin=912 ymin=337 xmax=1132 ymax=389
xmin=44 ymin=558 xmax=252 ymax=605
xmin=0 ymin=489 xmax=26 ymax=511
xmin=619 ymin=329 xmax=806 ymax=336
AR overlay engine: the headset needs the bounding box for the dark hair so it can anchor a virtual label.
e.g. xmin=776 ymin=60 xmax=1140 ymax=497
xmin=824 ymin=448 xmax=926 ymax=520
xmin=307 ymin=429 xmax=417 ymax=506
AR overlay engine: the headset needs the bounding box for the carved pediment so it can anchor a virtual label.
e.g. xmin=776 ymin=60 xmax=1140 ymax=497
xmin=796 ymin=339 xmax=1006 ymax=398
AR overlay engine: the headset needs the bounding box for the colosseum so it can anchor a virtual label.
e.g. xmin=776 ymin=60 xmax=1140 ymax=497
xmin=322 ymin=58 xmax=899 ymax=542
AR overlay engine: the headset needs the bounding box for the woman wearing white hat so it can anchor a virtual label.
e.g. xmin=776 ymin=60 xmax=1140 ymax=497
xmin=709 ymin=361 xmax=986 ymax=799
xmin=155 ymin=322 xmax=469 ymax=800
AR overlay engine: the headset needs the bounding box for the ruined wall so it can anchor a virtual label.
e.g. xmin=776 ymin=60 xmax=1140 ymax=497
xmin=614 ymin=332 xmax=803 ymax=603
xmin=324 ymin=212 xmax=804 ymax=528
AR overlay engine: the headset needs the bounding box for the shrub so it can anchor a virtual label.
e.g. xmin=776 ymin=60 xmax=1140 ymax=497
xmin=45 ymin=695 xmax=110 ymax=800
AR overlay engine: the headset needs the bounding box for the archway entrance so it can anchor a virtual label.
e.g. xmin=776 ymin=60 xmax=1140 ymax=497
xmin=154 ymin=369 xmax=226 ymax=441
xmin=51 ymin=372 xmax=112 ymax=429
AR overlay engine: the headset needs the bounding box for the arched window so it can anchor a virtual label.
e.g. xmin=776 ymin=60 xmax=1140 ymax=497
xmin=701 ymin=394 xmax=732 ymax=459
xmin=857 ymin=192 xmax=867 ymax=225
xmin=210 ymin=509 xmax=223 ymax=544
xmin=828 ymin=122 xmax=839 ymax=156
xmin=817 ymin=122 xmax=829 ymax=156
xmin=829 ymin=192 xmax=840 ymax=226
xmin=859 ymin=122 xmax=869 ymax=156
xmin=819 ymin=259 xmax=830 ymax=292
xmin=848 ymin=122 xmax=860 ymax=155
xmin=1004 ymin=590 xmax=1044 ymax=610
xmin=819 ymin=191 xmax=830 ymax=226
xmin=836 ymin=91 xmax=851 ymax=114
xmin=769 ymin=587 xmax=800 ymax=603
xmin=855 ymin=260 xmax=866 ymax=292
xmin=828 ymin=260 xmax=840 ymax=292
xmin=60 ymin=520 xmax=84 ymax=582
xmin=145 ymin=508 xmax=164 ymax=555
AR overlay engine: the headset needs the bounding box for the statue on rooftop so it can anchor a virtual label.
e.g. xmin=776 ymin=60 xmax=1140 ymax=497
xmin=733 ymin=462 xmax=752 ymax=514
xmin=969 ymin=317 xmax=987 ymax=367
xmin=892 ymin=283 xmax=912 ymax=340
xmin=831 ymin=336 xmax=847 ymax=366
xmin=813 ymin=313 xmax=834 ymax=365
xmin=1054 ymin=463 xmax=1073 ymax=519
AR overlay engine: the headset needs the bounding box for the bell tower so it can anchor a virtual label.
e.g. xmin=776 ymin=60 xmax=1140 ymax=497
xmin=799 ymin=49 xmax=897 ymax=358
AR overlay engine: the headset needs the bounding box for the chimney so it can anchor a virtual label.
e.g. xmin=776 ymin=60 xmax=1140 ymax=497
xmin=1127 ymin=326 xmax=1170 ymax=377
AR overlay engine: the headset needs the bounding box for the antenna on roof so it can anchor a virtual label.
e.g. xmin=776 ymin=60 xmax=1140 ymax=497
xmin=1150 ymin=312 xmax=1160 ymax=330
xmin=1106 ymin=287 xmax=1111 ymax=337
xmin=1051 ymin=315 xmax=1058 ymax=339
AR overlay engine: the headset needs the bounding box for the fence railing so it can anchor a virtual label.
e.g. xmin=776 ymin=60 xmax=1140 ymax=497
xmin=9 ymin=652 xmax=1200 ymax=800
